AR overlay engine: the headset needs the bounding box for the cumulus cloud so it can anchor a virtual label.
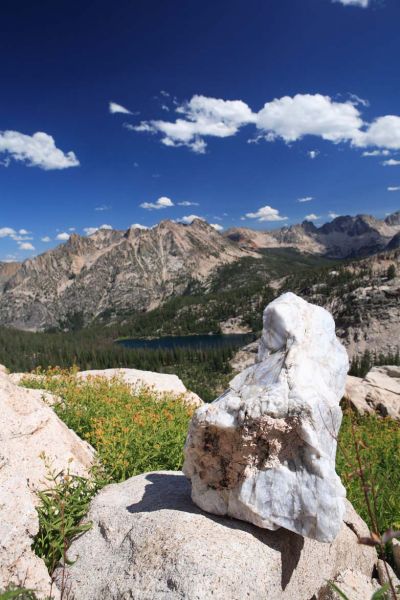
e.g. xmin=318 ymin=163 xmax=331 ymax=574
xmin=83 ymin=224 xmax=113 ymax=236
xmin=0 ymin=227 xmax=16 ymax=238
xmin=41 ymin=236 xmax=51 ymax=242
xmin=304 ymin=213 xmax=320 ymax=221
xmin=130 ymin=223 xmax=149 ymax=230
xmin=355 ymin=116 xmax=400 ymax=150
xmin=256 ymin=94 xmax=363 ymax=143
xmin=18 ymin=242 xmax=35 ymax=251
xmin=297 ymin=196 xmax=313 ymax=203
xmin=210 ymin=223 xmax=223 ymax=231
xmin=245 ymin=205 xmax=288 ymax=222
xmin=333 ymin=0 xmax=369 ymax=6
xmin=383 ymin=159 xmax=400 ymax=166
xmin=388 ymin=186 xmax=400 ymax=192
xmin=140 ymin=196 xmax=174 ymax=210
xmin=362 ymin=149 xmax=390 ymax=157
xmin=328 ymin=211 xmax=340 ymax=219
xmin=0 ymin=131 xmax=79 ymax=170
xmin=130 ymin=92 xmax=400 ymax=155
xmin=132 ymin=95 xmax=256 ymax=153
xmin=109 ymin=102 xmax=132 ymax=115
xmin=178 ymin=215 xmax=204 ymax=224
xmin=56 ymin=232 xmax=70 ymax=241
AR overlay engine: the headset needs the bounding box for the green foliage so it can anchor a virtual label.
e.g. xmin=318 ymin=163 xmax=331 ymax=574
xmin=32 ymin=455 xmax=105 ymax=573
xmin=22 ymin=370 xmax=195 ymax=483
xmin=350 ymin=349 xmax=400 ymax=378
xmin=337 ymin=411 xmax=400 ymax=537
xmin=0 ymin=589 xmax=41 ymax=600
xmin=387 ymin=264 xmax=396 ymax=280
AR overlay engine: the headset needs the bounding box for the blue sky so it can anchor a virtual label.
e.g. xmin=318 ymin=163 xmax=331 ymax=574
xmin=1 ymin=0 xmax=400 ymax=261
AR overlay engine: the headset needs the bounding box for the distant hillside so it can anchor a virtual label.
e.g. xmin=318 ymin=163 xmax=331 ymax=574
xmin=224 ymin=211 xmax=400 ymax=258
xmin=281 ymin=247 xmax=400 ymax=358
xmin=0 ymin=210 xmax=399 ymax=332
xmin=0 ymin=219 xmax=254 ymax=331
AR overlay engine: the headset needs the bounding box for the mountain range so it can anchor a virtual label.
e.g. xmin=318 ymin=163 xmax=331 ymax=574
xmin=0 ymin=210 xmax=399 ymax=331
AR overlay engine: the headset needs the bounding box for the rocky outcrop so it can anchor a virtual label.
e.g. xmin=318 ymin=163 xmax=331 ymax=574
xmin=184 ymin=293 xmax=348 ymax=542
xmin=54 ymin=471 xmax=377 ymax=600
xmin=0 ymin=219 xmax=254 ymax=331
xmin=1 ymin=211 xmax=400 ymax=332
xmin=224 ymin=211 xmax=400 ymax=259
xmin=345 ymin=365 xmax=400 ymax=419
xmin=0 ymin=366 xmax=95 ymax=597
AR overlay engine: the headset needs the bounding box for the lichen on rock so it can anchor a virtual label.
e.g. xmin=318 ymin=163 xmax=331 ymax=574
xmin=183 ymin=292 xmax=349 ymax=542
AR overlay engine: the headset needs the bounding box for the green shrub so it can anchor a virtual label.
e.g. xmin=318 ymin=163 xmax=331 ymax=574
xmin=21 ymin=368 xmax=194 ymax=482
xmin=32 ymin=456 xmax=105 ymax=573
xmin=337 ymin=410 xmax=400 ymax=536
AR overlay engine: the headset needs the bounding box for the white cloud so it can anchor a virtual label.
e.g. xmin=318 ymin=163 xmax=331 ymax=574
xmin=130 ymin=223 xmax=149 ymax=230
xmin=0 ymin=157 xmax=11 ymax=167
xmin=0 ymin=227 xmax=16 ymax=238
xmin=83 ymin=227 xmax=98 ymax=236
xmin=11 ymin=234 xmax=33 ymax=241
xmin=297 ymin=196 xmax=314 ymax=203
xmin=140 ymin=196 xmax=174 ymax=210
xmin=83 ymin=224 xmax=113 ymax=236
xmin=131 ymin=92 xmax=400 ymax=155
xmin=18 ymin=229 xmax=29 ymax=235
xmin=245 ymin=205 xmax=288 ymax=222
xmin=56 ymin=232 xmax=70 ymax=241
xmin=178 ymin=215 xmax=204 ymax=224
xmin=95 ymin=204 xmax=111 ymax=211
xmin=0 ymin=131 xmax=79 ymax=170
xmin=210 ymin=223 xmax=223 ymax=231
xmin=304 ymin=213 xmax=320 ymax=221
xmin=109 ymin=102 xmax=132 ymax=115
xmin=355 ymin=116 xmax=400 ymax=150
xmin=383 ymin=159 xmax=400 ymax=166
xmin=177 ymin=201 xmax=199 ymax=206
xmin=328 ymin=211 xmax=339 ymax=219
xmin=132 ymin=95 xmax=256 ymax=153
xmin=256 ymin=94 xmax=362 ymax=143
xmin=18 ymin=242 xmax=35 ymax=251
xmin=160 ymin=90 xmax=170 ymax=98
xmin=362 ymin=149 xmax=390 ymax=156
xmin=333 ymin=0 xmax=369 ymax=6
xmin=41 ymin=236 xmax=51 ymax=242
xmin=388 ymin=186 xmax=400 ymax=192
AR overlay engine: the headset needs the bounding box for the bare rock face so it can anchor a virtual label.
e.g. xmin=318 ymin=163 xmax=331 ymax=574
xmin=344 ymin=365 xmax=400 ymax=420
xmin=183 ymin=292 xmax=349 ymax=543
xmin=0 ymin=367 xmax=95 ymax=597
xmin=54 ymin=471 xmax=377 ymax=600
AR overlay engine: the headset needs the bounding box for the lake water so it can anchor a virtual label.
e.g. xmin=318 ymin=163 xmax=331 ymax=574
xmin=117 ymin=333 xmax=255 ymax=351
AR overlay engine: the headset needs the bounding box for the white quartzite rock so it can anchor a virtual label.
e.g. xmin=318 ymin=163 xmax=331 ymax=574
xmin=183 ymin=292 xmax=349 ymax=542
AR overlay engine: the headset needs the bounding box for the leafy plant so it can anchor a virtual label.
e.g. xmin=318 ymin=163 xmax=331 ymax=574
xmin=32 ymin=454 xmax=106 ymax=574
xmin=22 ymin=370 xmax=195 ymax=482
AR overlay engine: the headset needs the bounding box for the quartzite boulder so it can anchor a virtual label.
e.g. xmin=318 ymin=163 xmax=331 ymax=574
xmin=183 ymin=292 xmax=349 ymax=542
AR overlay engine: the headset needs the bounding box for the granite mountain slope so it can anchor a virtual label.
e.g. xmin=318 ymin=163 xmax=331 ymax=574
xmin=0 ymin=220 xmax=254 ymax=331
xmin=0 ymin=211 xmax=399 ymax=332
xmin=225 ymin=211 xmax=400 ymax=258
